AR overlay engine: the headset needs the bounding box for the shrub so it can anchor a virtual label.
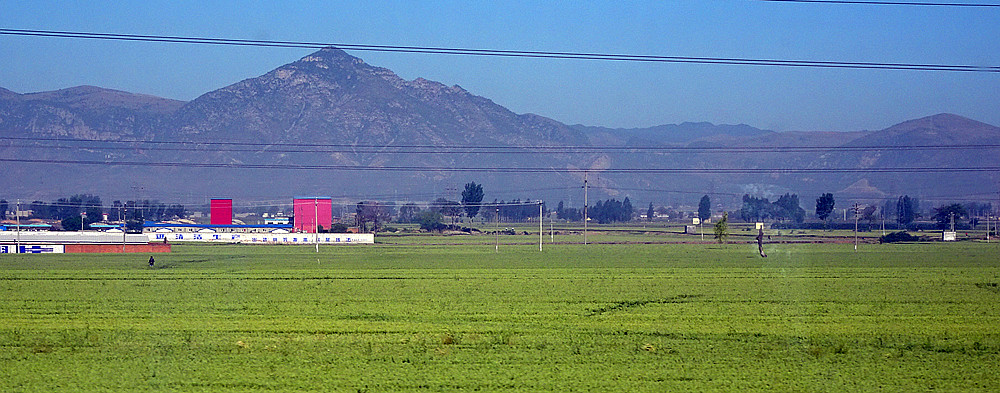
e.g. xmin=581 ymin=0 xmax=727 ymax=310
xmin=879 ymin=231 xmax=919 ymax=243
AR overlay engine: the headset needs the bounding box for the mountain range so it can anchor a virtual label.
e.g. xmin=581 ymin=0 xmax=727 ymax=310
xmin=1 ymin=48 xmax=998 ymax=210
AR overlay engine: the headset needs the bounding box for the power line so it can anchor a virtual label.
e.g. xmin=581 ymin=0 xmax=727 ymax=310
xmin=1 ymin=28 xmax=997 ymax=73
xmin=595 ymin=187 xmax=744 ymax=197
xmin=759 ymin=0 xmax=1000 ymax=6
xmin=3 ymin=136 xmax=999 ymax=154
xmin=2 ymin=157 xmax=997 ymax=174
xmin=592 ymin=186 xmax=1000 ymax=204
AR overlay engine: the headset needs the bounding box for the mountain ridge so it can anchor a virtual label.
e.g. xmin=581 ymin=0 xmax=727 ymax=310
xmin=1 ymin=48 xmax=997 ymax=207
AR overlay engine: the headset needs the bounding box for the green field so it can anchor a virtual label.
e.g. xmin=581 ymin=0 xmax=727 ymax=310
xmin=1 ymin=240 xmax=999 ymax=392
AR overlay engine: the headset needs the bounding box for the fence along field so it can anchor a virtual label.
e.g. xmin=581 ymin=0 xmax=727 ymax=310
xmin=0 ymin=240 xmax=998 ymax=391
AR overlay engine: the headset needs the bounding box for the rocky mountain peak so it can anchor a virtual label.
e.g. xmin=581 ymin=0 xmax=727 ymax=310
xmin=293 ymin=47 xmax=367 ymax=72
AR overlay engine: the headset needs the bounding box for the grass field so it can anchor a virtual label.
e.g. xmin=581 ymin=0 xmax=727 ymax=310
xmin=1 ymin=239 xmax=999 ymax=392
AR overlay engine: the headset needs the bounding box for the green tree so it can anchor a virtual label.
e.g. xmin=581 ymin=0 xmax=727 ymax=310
xmin=125 ymin=220 xmax=144 ymax=233
xmin=431 ymin=198 xmax=462 ymax=218
xmin=590 ymin=198 xmax=633 ymax=224
xmin=815 ymin=193 xmax=835 ymax=223
xmin=80 ymin=195 xmax=103 ymax=223
xmin=556 ymin=201 xmax=582 ymax=221
xmin=932 ymin=203 xmax=967 ymax=230
xmin=0 ymin=199 xmax=7 ymax=220
xmin=30 ymin=201 xmax=50 ymax=219
xmin=861 ymin=205 xmax=878 ymax=230
xmin=356 ymin=201 xmax=389 ymax=233
xmin=647 ymin=202 xmax=654 ymax=222
xmin=61 ymin=215 xmax=90 ymax=231
xmin=739 ymin=194 xmax=771 ymax=222
xmin=713 ymin=212 xmax=729 ymax=244
xmin=698 ymin=195 xmax=711 ymax=222
xmin=416 ymin=210 xmax=445 ymax=231
xmin=397 ymin=203 xmax=420 ymax=223
xmin=896 ymin=195 xmax=917 ymax=226
xmin=773 ymin=193 xmax=805 ymax=223
xmin=165 ymin=204 xmax=187 ymax=220
xmin=461 ymin=182 xmax=485 ymax=220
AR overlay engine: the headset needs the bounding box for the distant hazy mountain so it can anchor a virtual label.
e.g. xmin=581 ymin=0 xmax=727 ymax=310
xmin=571 ymin=122 xmax=772 ymax=147
xmin=1 ymin=48 xmax=997 ymax=209
xmin=0 ymin=85 xmax=183 ymax=140
xmin=816 ymin=113 xmax=1000 ymax=199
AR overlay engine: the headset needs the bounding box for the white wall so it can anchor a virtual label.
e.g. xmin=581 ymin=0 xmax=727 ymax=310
xmin=147 ymin=232 xmax=374 ymax=244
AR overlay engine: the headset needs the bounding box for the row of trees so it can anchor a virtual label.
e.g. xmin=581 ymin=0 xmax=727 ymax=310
xmin=739 ymin=193 xmax=806 ymax=223
xmin=6 ymin=186 xmax=993 ymax=233
xmin=928 ymin=203 xmax=995 ymax=230
xmin=0 ymin=195 xmax=186 ymax=231
xmin=555 ymin=198 xmax=636 ymax=224
xmin=590 ymin=198 xmax=633 ymax=224
xmin=819 ymin=193 xmax=992 ymax=229
xmin=349 ymin=190 xmax=990 ymax=230
xmin=555 ymin=201 xmax=583 ymax=221
xmin=20 ymin=196 xmax=187 ymax=223
xmin=26 ymin=195 xmax=105 ymax=222
xmin=113 ymin=200 xmax=188 ymax=222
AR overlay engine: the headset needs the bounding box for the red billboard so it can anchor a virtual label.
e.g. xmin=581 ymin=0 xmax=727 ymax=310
xmin=293 ymin=197 xmax=332 ymax=233
xmin=210 ymin=199 xmax=233 ymax=225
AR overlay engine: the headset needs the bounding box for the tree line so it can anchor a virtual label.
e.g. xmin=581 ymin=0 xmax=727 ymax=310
xmin=739 ymin=193 xmax=806 ymax=223
xmin=556 ymin=198 xmax=635 ymax=224
xmin=0 ymin=194 xmax=186 ymax=231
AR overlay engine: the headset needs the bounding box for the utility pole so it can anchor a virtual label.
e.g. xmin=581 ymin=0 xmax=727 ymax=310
xmin=584 ymin=172 xmax=589 ymax=245
xmin=495 ymin=206 xmax=500 ymax=253
xmin=853 ymin=203 xmax=860 ymax=251
xmin=950 ymin=211 xmax=955 ymax=233
xmin=314 ymin=199 xmax=319 ymax=253
xmin=15 ymin=200 xmax=20 ymax=254
xmin=881 ymin=211 xmax=886 ymax=237
xmin=700 ymin=218 xmax=704 ymax=241
xmin=538 ymin=201 xmax=543 ymax=252
xmin=122 ymin=205 xmax=127 ymax=253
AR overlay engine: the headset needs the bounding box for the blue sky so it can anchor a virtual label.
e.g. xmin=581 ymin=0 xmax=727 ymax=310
xmin=1 ymin=0 xmax=997 ymax=131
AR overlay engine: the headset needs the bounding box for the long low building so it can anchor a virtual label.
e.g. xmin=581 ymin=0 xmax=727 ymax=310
xmin=143 ymin=222 xmax=373 ymax=244
xmin=0 ymin=231 xmax=169 ymax=254
xmin=143 ymin=222 xmax=295 ymax=234
xmin=147 ymin=231 xmax=374 ymax=244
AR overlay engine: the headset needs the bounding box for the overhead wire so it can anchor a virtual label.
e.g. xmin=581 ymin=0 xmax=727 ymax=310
xmin=1 ymin=157 xmax=997 ymax=174
xmin=2 ymin=28 xmax=998 ymax=205
xmin=1 ymin=29 xmax=997 ymax=73
xmin=758 ymin=0 xmax=1000 ymax=7
xmin=3 ymin=136 xmax=999 ymax=154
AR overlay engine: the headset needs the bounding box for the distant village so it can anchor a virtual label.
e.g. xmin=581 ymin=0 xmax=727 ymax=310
xmin=1 ymin=188 xmax=995 ymax=254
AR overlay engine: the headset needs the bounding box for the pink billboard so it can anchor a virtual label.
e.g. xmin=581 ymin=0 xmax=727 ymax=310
xmin=293 ymin=197 xmax=332 ymax=233
xmin=210 ymin=199 xmax=233 ymax=225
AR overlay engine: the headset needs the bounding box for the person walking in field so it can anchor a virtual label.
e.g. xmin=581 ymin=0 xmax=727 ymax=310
xmin=148 ymin=256 xmax=155 ymax=268
xmin=756 ymin=228 xmax=767 ymax=258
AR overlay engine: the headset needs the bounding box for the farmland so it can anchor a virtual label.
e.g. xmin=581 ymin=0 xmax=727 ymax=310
xmin=1 ymin=238 xmax=999 ymax=392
